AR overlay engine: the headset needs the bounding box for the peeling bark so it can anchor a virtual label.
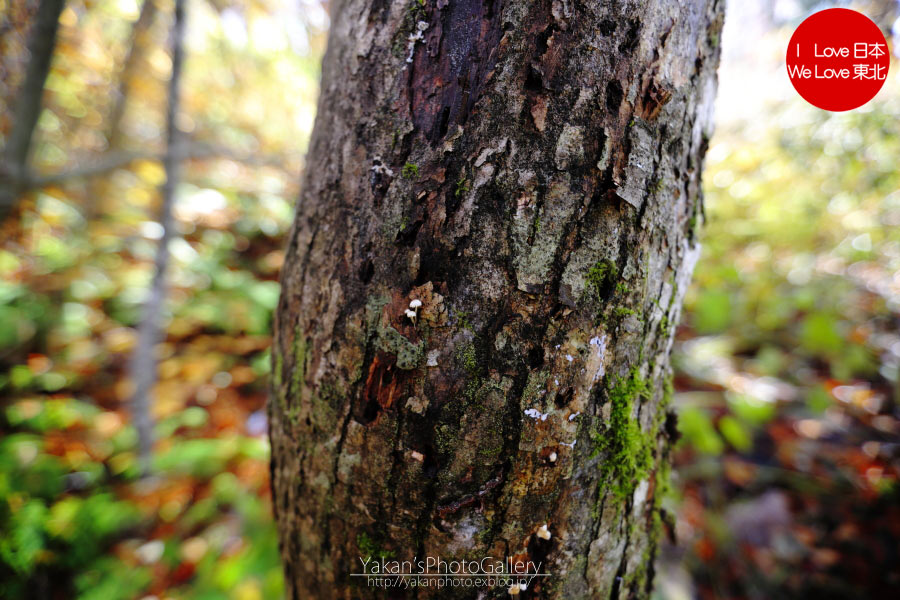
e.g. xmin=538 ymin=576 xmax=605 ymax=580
xmin=271 ymin=1 xmax=723 ymax=598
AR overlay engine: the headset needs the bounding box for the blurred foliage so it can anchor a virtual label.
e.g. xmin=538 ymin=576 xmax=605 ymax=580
xmin=1 ymin=0 xmax=327 ymax=597
xmin=663 ymin=54 xmax=900 ymax=600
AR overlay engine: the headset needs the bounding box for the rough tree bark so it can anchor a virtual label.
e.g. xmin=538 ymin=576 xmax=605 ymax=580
xmin=271 ymin=1 xmax=723 ymax=598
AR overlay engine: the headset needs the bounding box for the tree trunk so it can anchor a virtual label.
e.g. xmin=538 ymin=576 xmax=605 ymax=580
xmin=128 ymin=0 xmax=187 ymax=475
xmin=0 ymin=0 xmax=65 ymax=221
xmin=270 ymin=1 xmax=723 ymax=598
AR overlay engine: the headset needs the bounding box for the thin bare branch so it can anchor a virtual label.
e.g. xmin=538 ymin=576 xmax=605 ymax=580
xmin=21 ymin=142 xmax=290 ymax=188
xmin=128 ymin=0 xmax=187 ymax=476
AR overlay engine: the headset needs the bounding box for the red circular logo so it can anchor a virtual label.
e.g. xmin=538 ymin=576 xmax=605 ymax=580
xmin=786 ymin=8 xmax=890 ymax=112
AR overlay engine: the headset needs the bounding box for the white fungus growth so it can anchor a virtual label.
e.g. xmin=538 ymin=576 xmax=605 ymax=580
xmin=370 ymin=156 xmax=394 ymax=177
xmin=549 ymin=451 xmax=558 ymax=463
xmin=426 ymin=349 xmax=439 ymax=367
xmin=589 ymin=335 xmax=607 ymax=357
xmin=589 ymin=334 xmax=609 ymax=383
xmin=524 ymin=408 xmax=549 ymax=421
xmin=561 ymin=439 xmax=576 ymax=448
xmin=404 ymin=21 xmax=429 ymax=65
xmin=410 ymin=450 xmax=424 ymax=462
xmin=536 ymin=524 xmax=552 ymax=540
xmin=409 ymin=298 xmax=422 ymax=309
xmin=404 ymin=308 xmax=417 ymax=323
xmin=568 ymin=412 xmax=581 ymax=421
xmin=565 ymin=354 xmax=574 ymax=362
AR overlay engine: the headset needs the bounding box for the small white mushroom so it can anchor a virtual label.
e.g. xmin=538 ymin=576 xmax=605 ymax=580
xmin=404 ymin=308 xmax=417 ymax=323
xmin=549 ymin=451 xmax=558 ymax=463
xmin=536 ymin=524 xmax=552 ymax=540
xmin=519 ymin=581 xmax=528 ymax=591
xmin=409 ymin=298 xmax=423 ymax=309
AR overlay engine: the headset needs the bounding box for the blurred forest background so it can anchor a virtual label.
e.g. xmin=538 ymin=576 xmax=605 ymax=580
xmin=0 ymin=0 xmax=898 ymax=599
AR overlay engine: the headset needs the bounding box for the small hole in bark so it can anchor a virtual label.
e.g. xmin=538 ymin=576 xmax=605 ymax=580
xmin=362 ymin=397 xmax=380 ymax=424
xmin=358 ymin=259 xmax=374 ymax=283
xmin=395 ymin=219 xmax=424 ymax=247
xmin=535 ymin=27 xmax=552 ymax=55
xmin=527 ymin=527 xmax=553 ymax=572
xmin=599 ymin=19 xmax=617 ymax=35
xmin=555 ymin=386 xmax=574 ymax=408
xmin=664 ymin=410 xmax=681 ymax=443
xmin=606 ymin=80 xmax=623 ymax=112
xmin=527 ymin=346 xmax=544 ymax=369
xmin=619 ymin=19 xmax=641 ymax=52
xmin=423 ymin=448 xmax=439 ymax=479
xmin=524 ymin=65 xmax=543 ymax=92
xmin=437 ymin=106 xmax=451 ymax=139
xmin=414 ymin=250 xmax=448 ymax=286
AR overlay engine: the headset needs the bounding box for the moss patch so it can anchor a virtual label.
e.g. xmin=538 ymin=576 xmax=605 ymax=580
xmin=401 ymin=162 xmax=419 ymax=179
xmin=614 ymin=307 xmax=640 ymax=320
xmin=587 ymin=260 xmax=617 ymax=292
xmin=357 ymin=531 xmax=394 ymax=560
xmin=455 ymin=340 xmax=483 ymax=401
xmin=272 ymin=350 xmax=284 ymax=409
xmin=291 ymin=327 xmax=307 ymax=397
xmin=457 ymin=341 xmax=478 ymax=374
xmin=454 ymin=173 xmax=470 ymax=198
xmin=591 ymin=367 xmax=655 ymax=502
xmin=587 ymin=259 xmax=620 ymax=306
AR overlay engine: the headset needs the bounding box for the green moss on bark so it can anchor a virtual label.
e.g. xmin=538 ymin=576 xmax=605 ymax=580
xmin=587 ymin=259 xmax=618 ymax=298
xmin=591 ymin=367 xmax=655 ymax=502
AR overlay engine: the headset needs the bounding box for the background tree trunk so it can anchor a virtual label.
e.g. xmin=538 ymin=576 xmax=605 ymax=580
xmin=128 ymin=0 xmax=187 ymax=475
xmin=271 ymin=0 xmax=723 ymax=598
xmin=0 ymin=0 xmax=64 ymax=221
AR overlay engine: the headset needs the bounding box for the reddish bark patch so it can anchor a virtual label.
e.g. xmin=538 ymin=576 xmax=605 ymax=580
xmin=357 ymin=353 xmax=404 ymax=424
xmin=638 ymin=81 xmax=673 ymax=121
xmin=410 ymin=0 xmax=505 ymax=142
